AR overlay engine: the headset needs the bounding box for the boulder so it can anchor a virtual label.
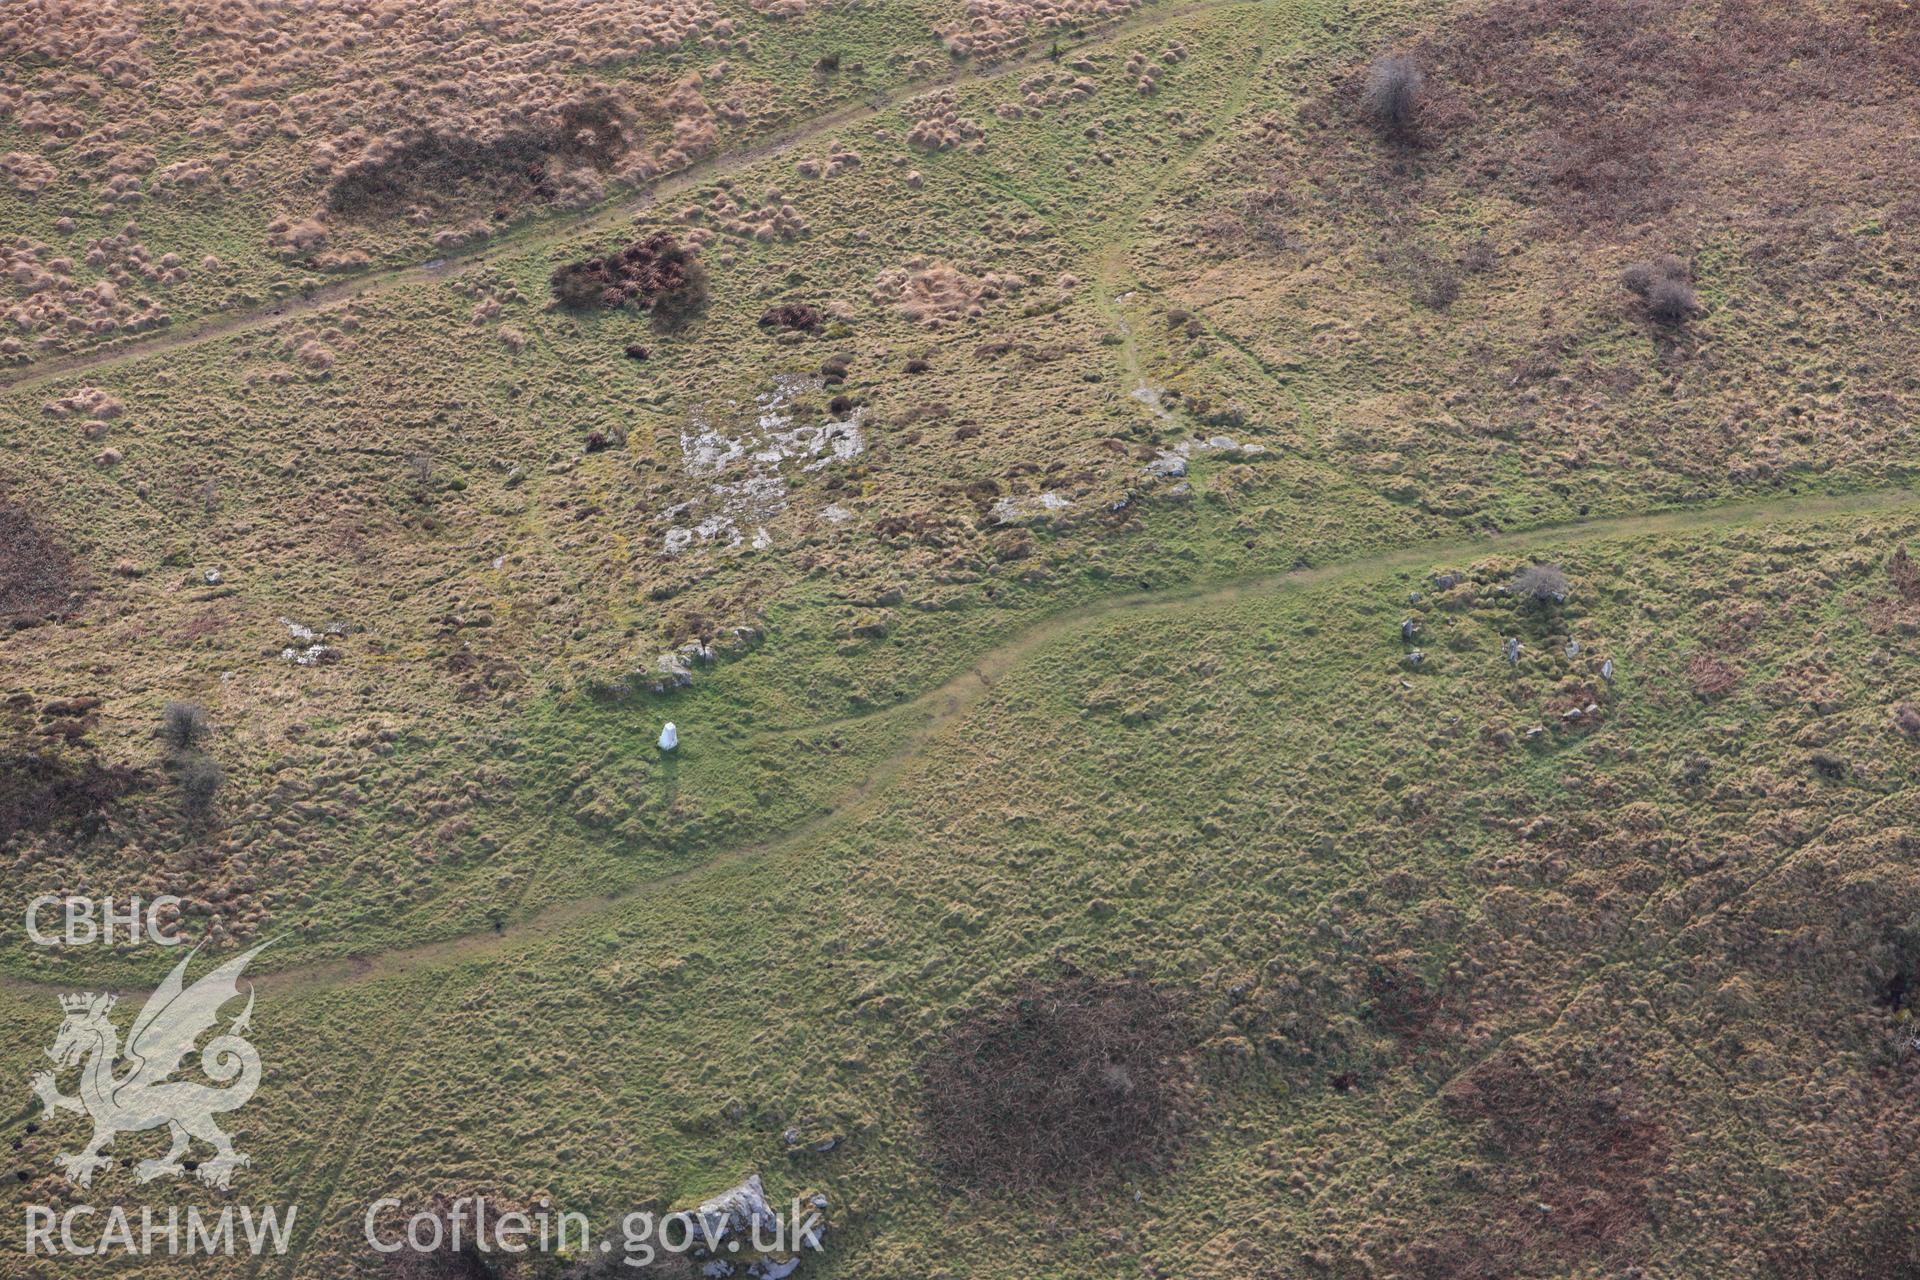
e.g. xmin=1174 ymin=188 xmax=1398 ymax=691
xmin=649 ymin=651 xmax=694 ymax=693
xmin=687 ymin=1173 xmax=776 ymax=1245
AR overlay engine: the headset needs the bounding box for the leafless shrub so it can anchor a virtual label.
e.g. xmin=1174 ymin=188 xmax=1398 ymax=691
xmin=1646 ymin=276 xmax=1697 ymax=324
xmin=1623 ymin=255 xmax=1696 ymax=322
xmin=1362 ymin=54 xmax=1425 ymax=136
xmin=757 ymin=302 xmax=823 ymax=333
xmin=1512 ymin=563 xmax=1569 ymax=604
xmin=179 ymin=756 xmax=223 ymax=816
xmin=1460 ymin=235 xmax=1497 ymax=274
xmin=162 ymin=701 xmax=210 ymax=751
xmin=1687 ymin=651 xmax=1741 ymax=698
xmin=921 ymin=975 xmax=1193 ymax=1193
xmin=1890 ymin=547 xmax=1920 ymax=603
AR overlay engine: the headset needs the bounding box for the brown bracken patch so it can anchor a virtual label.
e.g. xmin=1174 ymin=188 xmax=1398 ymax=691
xmin=550 ymin=232 xmax=708 ymax=324
xmin=0 ymin=488 xmax=80 ymax=627
xmin=921 ymin=974 xmax=1194 ymax=1193
xmin=757 ymin=301 xmax=824 ymax=333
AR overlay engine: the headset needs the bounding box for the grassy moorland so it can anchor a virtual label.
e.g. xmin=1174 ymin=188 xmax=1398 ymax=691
xmin=5 ymin=1 xmax=1920 ymax=1277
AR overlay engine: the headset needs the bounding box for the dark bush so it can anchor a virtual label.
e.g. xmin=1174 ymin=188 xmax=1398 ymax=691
xmin=757 ymin=302 xmax=824 ymax=333
xmin=1420 ymin=266 xmax=1461 ymax=310
xmin=1646 ymin=275 xmax=1697 ymax=324
xmin=1622 ymin=254 xmax=1696 ymax=323
xmin=921 ymin=975 xmax=1193 ymax=1193
xmin=904 ymin=356 xmax=932 ymax=373
xmin=647 ymin=255 xmax=709 ymax=330
xmin=179 ymin=756 xmax=223 ymax=816
xmin=550 ymin=263 xmax=610 ymax=310
xmin=162 ymin=701 xmax=210 ymax=751
xmin=1890 ymin=547 xmax=1920 ymax=602
xmin=550 ymin=232 xmax=708 ymax=326
xmin=623 ymin=343 xmax=651 ymax=361
xmin=1512 ymin=564 xmax=1569 ymax=604
xmin=1460 ymin=235 xmax=1497 ymax=274
xmin=1361 ymin=54 xmax=1424 ymax=135
xmin=377 ymin=1195 xmax=541 ymax=1279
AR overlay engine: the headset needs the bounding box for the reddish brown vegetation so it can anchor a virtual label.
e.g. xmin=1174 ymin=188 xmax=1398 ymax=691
xmin=1361 ymin=954 xmax=1444 ymax=1045
xmin=921 ymin=975 xmax=1193 ymax=1192
xmin=549 ymin=232 xmax=708 ymax=323
xmin=1889 ymin=547 xmax=1920 ymax=604
xmin=1686 ymin=651 xmax=1741 ymax=698
xmin=0 ymin=488 xmax=79 ymax=626
xmin=327 ymin=90 xmax=633 ymax=216
xmin=1425 ymin=1047 xmax=1669 ymax=1274
xmin=757 ymin=302 xmax=823 ymax=333
xmin=0 ymin=714 xmax=142 ymax=846
xmin=1423 ymin=0 xmax=1920 ymax=233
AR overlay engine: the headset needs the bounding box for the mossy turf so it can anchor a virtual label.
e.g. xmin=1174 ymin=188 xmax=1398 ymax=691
xmin=11 ymin=500 xmax=1920 ymax=1277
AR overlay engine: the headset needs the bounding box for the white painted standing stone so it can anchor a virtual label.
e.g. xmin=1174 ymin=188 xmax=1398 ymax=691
xmin=658 ymin=722 xmax=679 ymax=752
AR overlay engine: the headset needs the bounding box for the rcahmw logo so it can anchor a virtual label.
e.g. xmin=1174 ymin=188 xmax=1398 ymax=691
xmin=26 ymin=1204 xmax=296 ymax=1259
xmin=27 ymin=942 xmax=271 ymax=1189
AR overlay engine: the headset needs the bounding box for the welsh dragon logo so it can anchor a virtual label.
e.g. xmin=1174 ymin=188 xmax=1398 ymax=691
xmin=28 ymin=942 xmax=269 ymax=1190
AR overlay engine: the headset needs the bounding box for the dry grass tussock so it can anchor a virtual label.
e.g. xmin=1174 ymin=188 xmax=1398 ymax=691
xmin=0 ymin=0 xmax=739 ymax=305
xmin=938 ymin=0 xmax=1143 ymax=61
xmin=872 ymin=256 xmax=1025 ymax=329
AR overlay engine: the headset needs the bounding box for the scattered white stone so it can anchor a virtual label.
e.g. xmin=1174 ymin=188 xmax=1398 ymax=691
xmin=990 ymin=492 xmax=1072 ymax=524
xmin=658 ymin=722 xmax=679 ymax=751
xmin=1142 ymin=433 xmax=1267 ymax=481
xmin=666 ymin=377 xmax=866 ymax=554
xmin=820 ymin=503 xmax=853 ymax=524
xmin=278 ymin=616 xmax=344 ymax=665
